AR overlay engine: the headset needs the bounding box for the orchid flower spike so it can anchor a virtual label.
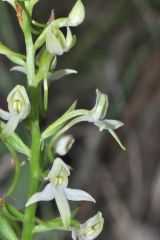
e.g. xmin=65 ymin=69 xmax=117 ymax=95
xmin=87 ymin=89 xmax=125 ymax=150
xmin=26 ymin=158 xmax=95 ymax=228
xmin=46 ymin=25 xmax=76 ymax=56
xmin=72 ymin=212 xmax=104 ymax=240
xmin=55 ymin=134 xmax=75 ymax=156
xmin=2 ymin=0 xmax=16 ymax=8
xmin=0 ymin=85 xmax=31 ymax=136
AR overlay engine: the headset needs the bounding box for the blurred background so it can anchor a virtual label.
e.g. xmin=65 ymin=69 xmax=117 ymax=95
xmin=1 ymin=0 xmax=160 ymax=239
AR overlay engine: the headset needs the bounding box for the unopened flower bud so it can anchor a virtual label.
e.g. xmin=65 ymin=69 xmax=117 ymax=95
xmin=55 ymin=134 xmax=75 ymax=156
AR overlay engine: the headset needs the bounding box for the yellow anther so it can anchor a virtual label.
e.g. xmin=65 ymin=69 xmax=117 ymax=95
xmin=13 ymin=100 xmax=22 ymax=113
xmin=85 ymin=228 xmax=95 ymax=236
xmin=55 ymin=176 xmax=63 ymax=185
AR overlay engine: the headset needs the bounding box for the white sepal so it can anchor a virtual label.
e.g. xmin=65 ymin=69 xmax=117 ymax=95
xmin=68 ymin=0 xmax=85 ymax=27
xmin=25 ymin=183 xmax=55 ymax=207
xmin=46 ymin=26 xmax=66 ymax=56
xmin=95 ymin=119 xmax=124 ymax=131
xmin=44 ymin=158 xmax=70 ymax=186
xmin=65 ymin=188 xmax=96 ymax=203
xmin=88 ymin=89 xmax=108 ymax=122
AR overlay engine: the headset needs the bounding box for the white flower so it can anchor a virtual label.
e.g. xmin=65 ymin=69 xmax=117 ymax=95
xmin=46 ymin=26 xmax=76 ymax=56
xmin=72 ymin=212 xmax=104 ymax=240
xmin=68 ymin=0 xmax=85 ymax=27
xmin=25 ymin=158 xmax=95 ymax=228
xmin=0 ymin=85 xmax=31 ymax=136
xmin=55 ymin=134 xmax=75 ymax=156
xmin=87 ymin=89 xmax=125 ymax=150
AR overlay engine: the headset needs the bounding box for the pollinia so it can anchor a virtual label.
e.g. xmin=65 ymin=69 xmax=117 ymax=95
xmin=0 ymin=0 xmax=125 ymax=239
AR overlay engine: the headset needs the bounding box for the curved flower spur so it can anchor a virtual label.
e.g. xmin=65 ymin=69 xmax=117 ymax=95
xmin=0 ymin=85 xmax=31 ymax=136
xmin=26 ymin=158 xmax=95 ymax=228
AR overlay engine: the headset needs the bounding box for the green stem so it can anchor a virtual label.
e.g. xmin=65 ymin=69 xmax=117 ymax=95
xmin=22 ymin=87 xmax=41 ymax=240
xmin=22 ymin=15 xmax=41 ymax=240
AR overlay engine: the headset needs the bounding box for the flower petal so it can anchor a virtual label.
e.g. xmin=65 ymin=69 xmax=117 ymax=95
xmin=45 ymin=158 xmax=70 ymax=182
xmin=71 ymin=229 xmax=78 ymax=240
xmin=25 ymin=183 xmax=55 ymax=207
xmin=0 ymin=109 xmax=10 ymax=121
xmin=53 ymin=186 xmax=71 ymax=228
xmin=95 ymin=119 xmax=124 ymax=131
xmin=65 ymin=188 xmax=96 ymax=203
xmin=2 ymin=113 xmax=20 ymax=136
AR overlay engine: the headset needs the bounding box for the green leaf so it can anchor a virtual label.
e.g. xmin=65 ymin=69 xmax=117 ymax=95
xmin=0 ymin=43 xmax=26 ymax=66
xmin=41 ymin=108 xmax=88 ymax=140
xmin=0 ymin=122 xmax=30 ymax=157
xmin=33 ymin=217 xmax=79 ymax=233
xmin=0 ymin=215 xmax=18 ymax=240
xmin=2 ymin=204 xmax=24 ymax=222
xmin=48 ymin=69 xmax=77 ymax=81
